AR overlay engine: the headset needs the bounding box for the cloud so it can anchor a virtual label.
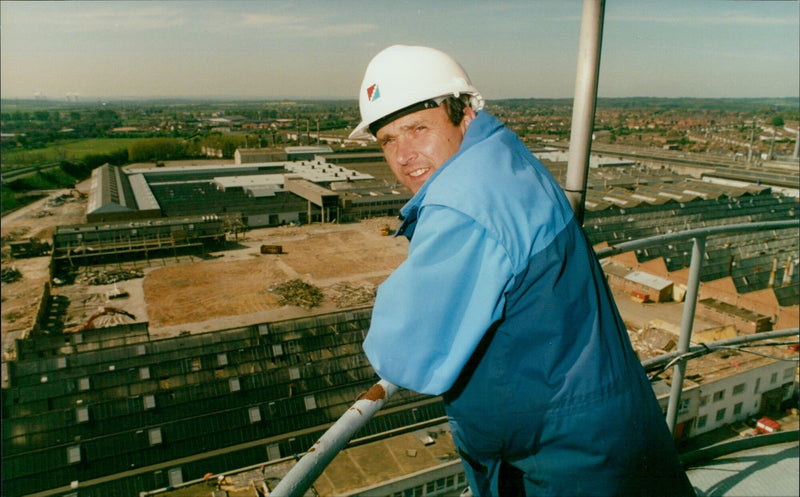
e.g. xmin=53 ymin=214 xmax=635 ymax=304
xmin=238 ymin=13 xmax=375 ymax=37
xmin=609 ymin=13 xmax=798 ymax=28
xmin=28 ymin=4 xmax=188 ymax=32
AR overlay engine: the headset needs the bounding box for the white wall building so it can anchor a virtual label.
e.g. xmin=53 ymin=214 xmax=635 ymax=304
xmin=692 ymin=359 xmax=797 ymax=436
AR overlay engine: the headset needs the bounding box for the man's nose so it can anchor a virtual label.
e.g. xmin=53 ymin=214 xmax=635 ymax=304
xmin=394 ymin=136 xmax=417 ymax=166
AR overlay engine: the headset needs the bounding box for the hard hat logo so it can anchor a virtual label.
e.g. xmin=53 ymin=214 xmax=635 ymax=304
xmin=367 ymin=84 xmax=380 ymax=102
xmin=349 ymin=45 xmax=484 ymax=141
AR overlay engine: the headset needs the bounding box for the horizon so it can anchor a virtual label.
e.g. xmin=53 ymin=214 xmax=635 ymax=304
xmin=2 ymin=96 xmax=797 ymax=107
xmin=1 ymin=1 xmax=798 ymax=101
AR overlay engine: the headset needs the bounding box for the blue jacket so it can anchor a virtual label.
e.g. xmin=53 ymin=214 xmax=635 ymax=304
xmin=365 ymin=110 xmax=641 ymax=400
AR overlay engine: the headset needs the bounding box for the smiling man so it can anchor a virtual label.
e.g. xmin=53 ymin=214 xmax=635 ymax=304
xmin=374 ymin=101 xmax=474 ymax=193
xmin=350 ymin=45 xmax=694 ymax=497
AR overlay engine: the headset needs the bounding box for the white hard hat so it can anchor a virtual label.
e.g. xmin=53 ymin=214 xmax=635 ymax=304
xmin=349 ymin=45 xmax=485 ymax=141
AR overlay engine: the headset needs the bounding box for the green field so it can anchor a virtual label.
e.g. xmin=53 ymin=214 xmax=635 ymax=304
xmin=1 ymin=138 xmax=138 ymax=170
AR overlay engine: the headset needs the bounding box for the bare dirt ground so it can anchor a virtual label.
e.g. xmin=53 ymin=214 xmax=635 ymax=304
xmin=1 ymin=185 xmax=409 ymax=359
xmin=142 ymin=219 xmax=408 ymax=337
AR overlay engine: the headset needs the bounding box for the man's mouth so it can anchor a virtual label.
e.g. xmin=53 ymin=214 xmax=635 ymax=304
xmin=409 ymin=168 xmax=429 ymax=178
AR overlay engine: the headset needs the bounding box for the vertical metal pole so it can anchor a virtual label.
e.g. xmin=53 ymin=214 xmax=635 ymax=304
xmin=565 ymin=0 xmax=605 ymax=224
xmin=666 ymin=236 xmax=706 ymax=434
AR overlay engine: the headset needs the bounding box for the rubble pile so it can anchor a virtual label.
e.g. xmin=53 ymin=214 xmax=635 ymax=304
xmin=328 ymin=283 xmax=376 ymax=308
xmin=269 ymin=279 xmax=323 ymax=309
xmin=1 ymin=228 xmax=29 ymax=245
xmin=80 ymin=269 xmax=144 ymax=286
xmin=1 ymin=266 xmax=22 ymax=283
xmin=47 ymin=196 xmax=65 ymax=207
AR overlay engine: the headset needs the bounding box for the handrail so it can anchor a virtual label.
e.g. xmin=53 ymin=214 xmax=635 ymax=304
xmin=594 ymin=219 xmax=798 ymax=259
xmin=271 ymin=219 xmax=798 ymax=496
xmin=270 ymin=380 xmax=399 ymax=496
xmin=641 ymin=328 xmax=799 ymax=373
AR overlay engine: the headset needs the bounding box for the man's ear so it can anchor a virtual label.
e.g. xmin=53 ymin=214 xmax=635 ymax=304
xmin=460 ymin=107 xmax=477 ymax=132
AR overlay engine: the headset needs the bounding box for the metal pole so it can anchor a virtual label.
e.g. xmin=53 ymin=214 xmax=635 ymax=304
xmin=271 ymin=380 xmax=399 ymax=497
xmin=565 ymin=0 xmax=605 ymax=224
xmin=666 ymin=236 xmax=706 ymax=434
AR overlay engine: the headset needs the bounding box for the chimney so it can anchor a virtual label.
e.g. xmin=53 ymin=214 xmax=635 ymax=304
xmin=767 ymin=257 xmax=777 ymax=288
xmin=782 ymin=257 xmax=795 ymax=287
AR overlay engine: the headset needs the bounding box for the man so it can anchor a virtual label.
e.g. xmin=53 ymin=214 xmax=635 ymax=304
xmin=350 ymin=45 xmax=694 ymax=496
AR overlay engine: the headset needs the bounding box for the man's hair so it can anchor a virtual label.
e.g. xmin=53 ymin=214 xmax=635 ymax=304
xmin=441 ymin=95 xmax=472 ymax=126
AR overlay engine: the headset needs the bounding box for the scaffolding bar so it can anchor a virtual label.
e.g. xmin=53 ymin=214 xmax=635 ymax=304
xmin=565 ymin=0 xmax=605 ymax=223
xmin=666 ymin=236 xmax=705 ymax=434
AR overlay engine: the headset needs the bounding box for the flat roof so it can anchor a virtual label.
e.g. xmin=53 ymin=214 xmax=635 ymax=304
xmin=213 ymin=174 xmax=284 ymax=189
xmin=285 ymin=161 xmax=373 ymax=183
xmin=626 ymin=270 xmax=673 ymax=290
xmin=536 ymin=150 xmax=636 ymax=167
xmin=699 ymin=298 xmax=769 ymax=321
xmin=285 ymin=146 xmax=334 ymax=154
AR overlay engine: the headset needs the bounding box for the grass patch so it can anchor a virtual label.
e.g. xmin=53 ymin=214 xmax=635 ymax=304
xmin=5 ymin=169 xmax=77 ymax=192
xmin=2 ymin=138 xmax=139 ymax=170
xmin=1 ymin=187 xmax=47 ymax=215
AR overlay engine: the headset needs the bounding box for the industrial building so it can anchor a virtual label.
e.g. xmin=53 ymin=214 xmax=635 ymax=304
xmin=86 ymin=158 xmax=381 ymax=226
xmin=84 ymin=150 xmax=414 ymax=230
xmin=52 ymin=214 xmax=232 ymax=276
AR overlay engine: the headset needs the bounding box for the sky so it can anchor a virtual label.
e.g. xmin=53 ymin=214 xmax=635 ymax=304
xmin=1 ymin=0 xmax=798 ymax=101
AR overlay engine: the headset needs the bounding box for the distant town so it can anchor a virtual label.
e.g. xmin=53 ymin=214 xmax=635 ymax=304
xmin=2 ymin=97 xmax=797 ymax=162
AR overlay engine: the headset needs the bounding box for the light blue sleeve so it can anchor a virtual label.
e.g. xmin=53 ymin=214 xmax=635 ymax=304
xmin=363 ymin=205 xmax=515 ymax=395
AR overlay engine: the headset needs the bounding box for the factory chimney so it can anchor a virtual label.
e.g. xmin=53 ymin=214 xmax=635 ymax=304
xmin=767 ymin=257 xmax=777 ymax=288
xmin=782 ymin=257 xmax=795 ymax=287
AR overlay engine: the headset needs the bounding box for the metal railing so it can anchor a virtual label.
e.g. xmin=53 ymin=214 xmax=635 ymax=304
xmin=270 ymin=380 xmax=399 ymax=496
xmin=271 ymin=219 xmax=800 ymax=496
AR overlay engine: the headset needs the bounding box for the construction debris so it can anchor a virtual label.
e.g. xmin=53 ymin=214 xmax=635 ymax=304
xmin=79 ymin=269 xmax=144 ymax=286
xmin=1 ymin=266 xmax=22 ymax=283
xmin=269 ymin=279 xmax=323 ymax=309
xmin=72 ymin=306 xmax=136 ymax=332
xmin=328 ymin=283 xmax=376 ymax=308
xmin=260 ymin=244 xmax=283 ymax=254
xmin=107 ymin=284 xmax=129 ymax=300
xmin=9 ymin=237 xmax=51 ymax=258
xmin=47 ymin=191 xmax=86 ymax=207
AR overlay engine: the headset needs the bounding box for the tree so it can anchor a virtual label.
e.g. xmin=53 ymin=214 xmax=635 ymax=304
xmin=128 ymin=138 xmax=187 ymax=162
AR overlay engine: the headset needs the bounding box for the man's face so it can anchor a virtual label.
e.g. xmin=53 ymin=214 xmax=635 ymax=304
xmin=375 ymin=105 xmax=474 ymax=193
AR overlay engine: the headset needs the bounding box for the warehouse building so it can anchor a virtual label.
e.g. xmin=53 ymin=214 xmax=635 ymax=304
xmin=85 ymin=155 xmax=399 ymax=227
xmin=1 ymin=308 xmax=446 ymax=496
